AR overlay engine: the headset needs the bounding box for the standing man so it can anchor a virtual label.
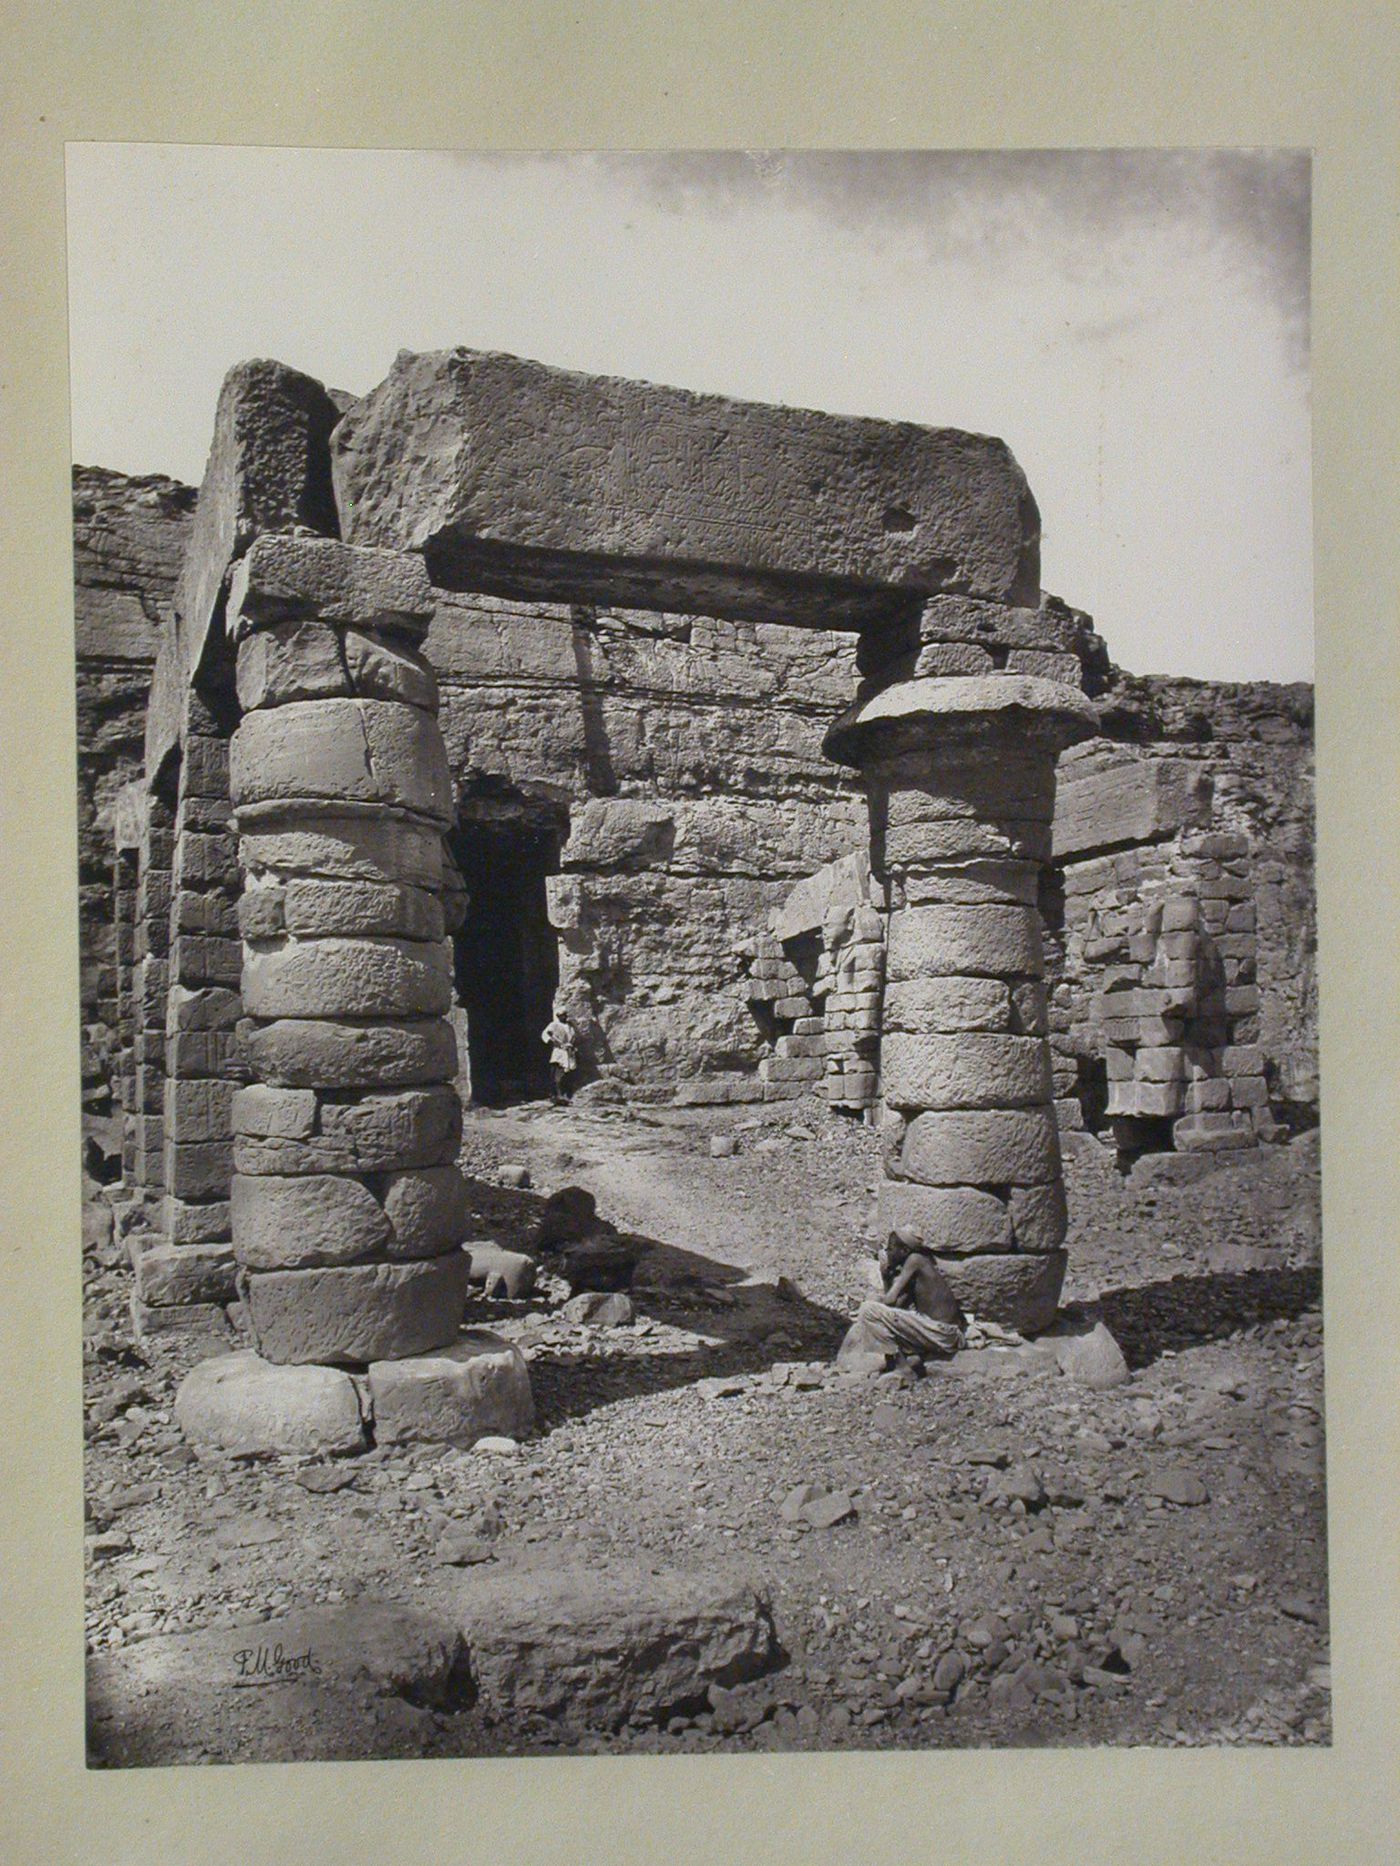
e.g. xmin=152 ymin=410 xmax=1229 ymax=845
xmin=542 ymin=1002 xmax=579 ymax=1105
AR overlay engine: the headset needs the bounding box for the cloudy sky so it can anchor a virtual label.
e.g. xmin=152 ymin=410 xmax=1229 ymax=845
xmin=65 ymin=145 xmax=1311 ymax=680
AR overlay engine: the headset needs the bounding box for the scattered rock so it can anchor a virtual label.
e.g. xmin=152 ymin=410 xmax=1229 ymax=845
xmin=1145 ymin=1468 xmax=1210 ymax=1507
xmin=1049 ymin=1319 xmax=1130 ymax=1390
xmin=498 ymin=1164 xmax=531 ymax=1189
xmin=435 ymin=1528 xmax=496 ymax=1566
xmin=710 ymin=1135 xmax=737 ymax=1159
xmin=465 ymin=1243 xmax=537 ymax=1300
xmin=293 ymin=1465 xmax=358 ymax=1494
xmin=561 ymin=1291 xmax=636 ymax=1326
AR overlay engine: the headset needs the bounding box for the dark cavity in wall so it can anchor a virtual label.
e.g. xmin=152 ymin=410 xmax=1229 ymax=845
xmin=449 ymin=785 xmax=567 ymax=1107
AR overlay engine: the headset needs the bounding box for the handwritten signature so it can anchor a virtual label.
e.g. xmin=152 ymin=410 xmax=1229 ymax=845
xmin=231 ymin=1642 xmax=322 ymax=1684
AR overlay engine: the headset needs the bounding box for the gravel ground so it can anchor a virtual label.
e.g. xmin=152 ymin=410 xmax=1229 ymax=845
xmin=82 ymin=1100 xmax=1327 ymax=1762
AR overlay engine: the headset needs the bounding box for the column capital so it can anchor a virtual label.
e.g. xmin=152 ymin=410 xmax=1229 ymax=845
xmin=824 ymin=674 xmax=1098 ymax=768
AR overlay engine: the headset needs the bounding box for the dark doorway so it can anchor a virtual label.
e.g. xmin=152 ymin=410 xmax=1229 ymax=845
xmin=449 ymin=794 xmax=566 ymax=1106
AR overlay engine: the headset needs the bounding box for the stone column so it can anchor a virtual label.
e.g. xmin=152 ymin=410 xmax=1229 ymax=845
xmin=828 ymin=676 xmax=1095 ymax=1335
xmin=224 ymin=534 xmax=471 ymax=1365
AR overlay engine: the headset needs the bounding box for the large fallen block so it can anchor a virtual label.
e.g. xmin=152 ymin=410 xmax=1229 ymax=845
xmin=451 ymin=1566 xmax=782 ymax=1729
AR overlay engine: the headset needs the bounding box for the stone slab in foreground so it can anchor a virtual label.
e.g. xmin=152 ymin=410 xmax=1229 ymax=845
xmin=332 ymin=346 xmax=1040 ymax=625
xmin=453 ymin=1565 xmax=782 ymax=1729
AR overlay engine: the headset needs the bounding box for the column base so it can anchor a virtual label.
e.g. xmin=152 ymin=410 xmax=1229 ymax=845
xmin=173 ymin=1330 xmax=533 ymax=1457
xmin=937 ymin=1249 xmax=1066 ymax=1336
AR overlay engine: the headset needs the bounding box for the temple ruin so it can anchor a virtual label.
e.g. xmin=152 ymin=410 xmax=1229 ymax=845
xmin=74 ymin=348 xmax=1317 ymax=1445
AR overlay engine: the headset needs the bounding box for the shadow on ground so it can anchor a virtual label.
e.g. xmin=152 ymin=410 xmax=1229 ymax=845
xmin=1078 ymin=1266 xmax=1323 ymax=1370
xmin=462 ymin=1172 xmax=854 ymax=1429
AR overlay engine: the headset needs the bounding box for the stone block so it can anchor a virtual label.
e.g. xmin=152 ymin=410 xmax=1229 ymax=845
xmin=380 ymin=1166 xmax=471 ymax=1253
xmin=241 ymin=1251 xmax=471 ymax=1364
xmin=1221 ymin=1044 xmax=1264 ymax=1076
xmin=237 ymin=1015 xmax=457 ymax=1089
xmin=130 ymin=1294 xmax=231 ymax=1340
xmin=279 ymin=878 xmax=444 ymax=942
xmin=226 ymin=531 xmax=435 ymax=638
xmin=232 ymin=1163 xmax=468 ymax=1271
xmin=231 ymin=698 xmax=453 ymax=826
xmin=451 ymin=1565 xmax=780 ymax=1728
xmin=165 ymin=1030 xmax=248 ymax=1081
xmin=368 ymin=1330 xmax=533 ymax=1448
xmin=882 ymin=974 xmax=1009 ymax=1035
xmin=163 ymin=1076 xmax=237 ymax=1143
xmin=332 ymin=346 xmax=1040 ymax=623
xmin=935 ymin=1249 xmax=1066 ymax=1335
xmin=1046 ymin=1319 xmax=1130 ymax=1390
xmin=1106 ymin=1081 xmax=1184 ymax=1119
xmin=239 ymin=811 xmax=443 ymax=890
xmin=1009 ymin=980 xmax=1050 ymax=1037
xmin=168 ymin=984 xmax=243 ymax=1031
xmin=182 ymin=733 xmax=231 ymax=800
xmin=900 ymin=859 xmax=1039 ymax=907
xmin=236 ymin=618 xmax=440 ymax=714
xmin=880 ymin=1032 xmax=1051 ymax=1110
xmin=1052 ymin=758 xmax=1213 ymax=862
xmin=173 ymin=831 xmax=239 ymax=891
xmin=886 ymin=903 xmax=1043 ymax=981
xmin=174 ymin=1350 xmax=367 ymax=1456
xmin=911 ymin=640 xmax=998 ymax=678
xmin=1173 ymin=1114 xmax=1256 ymax=1153
xmin=914 ymin=592 xmax=1066 ymax=652
xmin=883 ymin=816 xmax=1052 ymax=868
xmin=1135 ymin=1046 xmax=1187 ymax=1083
xmin=241 ymin=938 xmax=453 ymax=1020
xmin=898 ymin=1107 xmax=1060 ymax=1186
xmin=875 ymin=1181 xmax=1012 ymax=1255
xmin=164 ymin=1195 xmax=233 ymax=1245
xmin=148 ymin=359 xmax=342 ymax=779
xmin=465 ymin=1243 xmax=538 ymax=1299
xmin=232 ymin=1084 xmax=320 ymax=1138
xmin=165 ymin=1138 xmax=233 ymax=1200
xmin=1007 ymin=1180 xmax=1069 ymax=1252
xmin=174 ymin=889 xmax=238 ymax=938
xmin=132 ymin=1239 xmax=238 ymax=1308
xmin=232 ymin=1085 xmax=461 ymax=1176
xmin=168 ymin=934 xmax=242 ymax=988
xmin=1228 ymin=1076 xmax=1269 ymax=1109
xmin=1004 ymin=648 xmax=1081 ymax=685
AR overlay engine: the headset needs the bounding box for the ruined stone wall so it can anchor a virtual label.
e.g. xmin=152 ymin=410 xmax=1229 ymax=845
xmin=1049 ymin=676 xmax=1317 ymax=1148
xmin=73 ymin=467 xmax=196 ymax=1159
xmin=427 ymin=591 xmax=868 ymax=1096
xmin=75 ymin=462 xmax=1315 ymax=1150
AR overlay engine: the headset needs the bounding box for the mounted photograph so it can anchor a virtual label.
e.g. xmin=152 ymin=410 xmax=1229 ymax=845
xmin=68 ymin=145 xmax=1322 ymax=1765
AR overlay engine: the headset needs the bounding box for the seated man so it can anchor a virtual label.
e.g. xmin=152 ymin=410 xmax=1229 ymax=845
xmin=838 ymin=1229 xmax=965 ymax=1368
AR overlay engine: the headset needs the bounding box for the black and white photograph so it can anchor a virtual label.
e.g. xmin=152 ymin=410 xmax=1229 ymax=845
xmin=67 ymin=144 xmax=1325 ymax=1767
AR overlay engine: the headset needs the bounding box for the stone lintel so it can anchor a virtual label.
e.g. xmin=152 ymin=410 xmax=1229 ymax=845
xmin=331 ymin=346 xmax=1041 ymax=626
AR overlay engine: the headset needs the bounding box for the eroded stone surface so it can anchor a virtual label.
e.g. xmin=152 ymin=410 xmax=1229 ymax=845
xmin=240 ymin=1252 xmax=471 ymax=1364
xmin=332 ymin=347 xmax=1041 ymax=622
xmin=898 ymin=1107 xmax=1061 ymax=1187
xmin=237 ymin=1016 xmax=457 ymax=1089
xmin=174 ymin=1349 xmax=367 ymax=1454
xmin=451 ymin=1565 xmax=781 ymax=1727
xmin=937 ymin=1249 xmax=1067 ymax=1335
xmin=368 ymin=1330 xmax=534 ymax=1447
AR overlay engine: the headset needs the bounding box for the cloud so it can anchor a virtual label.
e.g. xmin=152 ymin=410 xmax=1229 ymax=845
xmin=586 ymin=148 xmax=1310 ymax=367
